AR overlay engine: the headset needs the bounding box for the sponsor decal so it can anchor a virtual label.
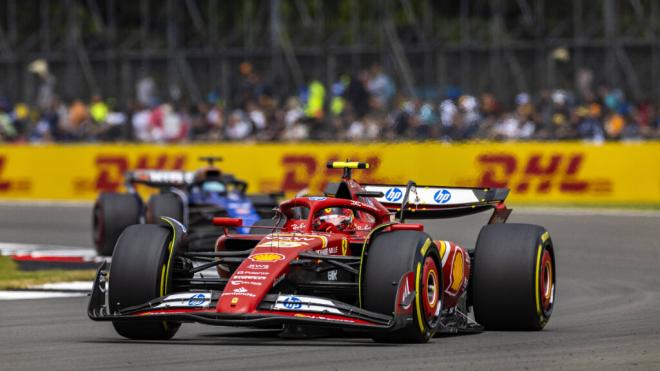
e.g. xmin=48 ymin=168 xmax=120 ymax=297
xmin=256 ymin=240 xmax=309 ymax=248
xmin=231 ymin=297 xmax=239 ymax=305
xmin=249 ymin=253 xmax=285 ymax=262
xmin=447 ymin=249 xmax=465 ymax=294
xmin=221 ymin=291 xmax=256 ymax=298
xmin=154 ymin=292 xmax=211 ymax=309
xmin=263 ymin=234 xmax=328 ymax=248
xmin=433 ymin=189 xmax=451 ymax=204
xmin=232 ymin=275 xmax=267 ymax=280
xmin=247 ymin=264 xmax=270 ymax=270
xmin=234 ymin=270 xmax=269 ymax=275
xmin=317 ymin=246 xmax=339 ymax=255
xmin=274 ymin=295 xmax=343 ymax=314
xmin=341 ymin=239 xmax=348 ymax=256
xmin=187 ymin=293 xmax=207 ymax=306
xmin=233 ymin=287 xmax=248 ymax=293
xmin=290 ymin=223 xmax=306 ymax=231
xmin=355 ymin=224 xmax=371 ymax=231
xmin=327 ymin=270 xmax=338 ymax=281
xmin=230 ymin=280 xmax=262 ymax=286
xmin=283 ymin=296 xmax=303 ymax=309
xmin=308 ymin=196 xmax=327 ymax=201
xmin=384 ymin=187 xmax=403 ymax=202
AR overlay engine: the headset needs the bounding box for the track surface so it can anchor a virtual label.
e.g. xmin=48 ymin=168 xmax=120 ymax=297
xmin=1 ymin=204 xmax=659 ymax=370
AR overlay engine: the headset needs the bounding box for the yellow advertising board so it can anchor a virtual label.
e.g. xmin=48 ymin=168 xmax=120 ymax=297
xmin=0 ymin=142 xmax=658 ymax=205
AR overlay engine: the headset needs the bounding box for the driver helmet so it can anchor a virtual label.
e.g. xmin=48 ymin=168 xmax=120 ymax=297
xmin=314 ymin=208 xmax=354 ymax=230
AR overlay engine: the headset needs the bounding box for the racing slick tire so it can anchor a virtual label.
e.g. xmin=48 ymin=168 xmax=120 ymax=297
xmin=93 ymin=192 xmax=141 ymax=256
xmin=471 ymin=223 xmax=556 ymax=330
xmin=363 ymin=230 xmax=442 ymax=343
xmin=109 ymin=224 xmax=180 ymax=340
xmin=147 ymin=193 xmax=184 ymax=224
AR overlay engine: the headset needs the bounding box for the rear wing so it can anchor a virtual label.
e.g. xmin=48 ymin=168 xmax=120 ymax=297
xmin=362 ymin=183 xmax=510 ymax=219
xmin=125 ymin=170 xmax=243 ymax=189
xmin=126 ymin=170 xmax=195 ymax=187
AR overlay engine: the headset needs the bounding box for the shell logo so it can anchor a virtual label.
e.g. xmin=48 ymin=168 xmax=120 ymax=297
xmin=249 ymin=252 xmax=286 ymax=262
xmin=449 ymin=250 xmax=464 ymax=292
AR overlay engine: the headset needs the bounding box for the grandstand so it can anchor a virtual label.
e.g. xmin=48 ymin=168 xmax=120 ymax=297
xmin=0 ymin=0 xmax=658 ymax=142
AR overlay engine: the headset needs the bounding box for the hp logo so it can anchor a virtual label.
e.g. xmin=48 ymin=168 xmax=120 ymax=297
xmin=385 ymin=188 xmax=403 ymax=202
xmin=283 ymin=296 xmax=302 ymax=309
xmin=433 ymin=189 xmax=451 ymax=204
xmin=187 ymin=293 xmax=206 ymax=306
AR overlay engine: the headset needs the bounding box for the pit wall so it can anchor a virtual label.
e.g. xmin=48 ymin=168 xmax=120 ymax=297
xmin=1 ymin=142 xmax=658 ymax=205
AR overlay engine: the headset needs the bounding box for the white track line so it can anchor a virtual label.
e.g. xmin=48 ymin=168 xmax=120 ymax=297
xmin=0 ymin=291 xmax=87 ymax=300
xmin=31 ymin=281 xmax=93 ymax=291
xmin=0 ymin=242 xmax=94 ymax=255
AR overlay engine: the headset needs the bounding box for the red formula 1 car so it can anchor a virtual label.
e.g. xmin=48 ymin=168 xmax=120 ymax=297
xmin=88 ymin=162 xmax=556 ymax=343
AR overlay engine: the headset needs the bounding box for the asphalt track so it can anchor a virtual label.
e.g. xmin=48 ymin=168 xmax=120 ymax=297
xmin=1 ymin=204 xmax=659 ymax=370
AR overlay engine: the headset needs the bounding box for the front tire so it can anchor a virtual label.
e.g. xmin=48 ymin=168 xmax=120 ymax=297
xmin=93 ymin=192 xmax=141 ymax=256
xmin=471 ymin=223 xmax=556 ymax=330
xmin=363 ymin=230 xmax=442 ymax=343
xmin=109 ymin=224 xmax=180 ymax=340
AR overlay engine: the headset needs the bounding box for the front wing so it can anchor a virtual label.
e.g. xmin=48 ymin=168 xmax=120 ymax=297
xmin=88 ymin=263 xmax=416 ymax=332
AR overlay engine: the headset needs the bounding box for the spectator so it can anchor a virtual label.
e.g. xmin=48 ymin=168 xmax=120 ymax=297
xmin=225 ymin=110 xmax=251 ymax=140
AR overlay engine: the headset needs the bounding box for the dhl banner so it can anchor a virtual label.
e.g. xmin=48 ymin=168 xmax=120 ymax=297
xmin=0 ymin=142 xmax=658 ymax=205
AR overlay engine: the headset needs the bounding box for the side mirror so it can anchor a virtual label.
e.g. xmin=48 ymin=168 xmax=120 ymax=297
xmin=212 ymin=217 xmax=243 ymax=228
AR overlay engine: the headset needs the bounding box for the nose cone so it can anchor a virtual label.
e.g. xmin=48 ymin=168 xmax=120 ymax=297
xmin=216 ymin=233 xmax=330 ymax=313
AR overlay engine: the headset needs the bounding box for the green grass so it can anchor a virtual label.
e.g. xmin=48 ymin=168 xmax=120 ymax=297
xmin=0 ymin=256 xmax=96 ymax=290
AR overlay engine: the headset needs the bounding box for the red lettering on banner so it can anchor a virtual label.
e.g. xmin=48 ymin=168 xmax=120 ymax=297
xmin=559 ymin=154 xmax=589 ymax=192
xmin=95 ymin=156 xmax=128 ymax=192
xmin=93 ymin=154 xmax=186 ymax=192
xmin=517 ymin=154 xmax=562 ymax=193
xmin=281 ymin=155 xmax=317 ymax=191
xmin=0 ymin=156 xmax=31 ymax=193
xmin=478 ymin=153 xmax=607 ymax=195
xmin=280 ymin=154 xmax=394 ymax=193
xmin=477 ymin=154 xmax=517 ymax=188
xmin=0 ymin=156 xmax=10 ymax=191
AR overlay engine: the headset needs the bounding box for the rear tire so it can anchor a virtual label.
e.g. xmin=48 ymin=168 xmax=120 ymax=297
xmin=109 ymin=224 xmax=180 ymax=340
xmin=363 ymin=230 xmax=442 ymax=343
xmin=471 ymin=223 xmax=556 ymax=330
xmin=147 ymin=193 xmax=184 ymax=224
xmin=93 ymin=192 xmax=141 ymax=256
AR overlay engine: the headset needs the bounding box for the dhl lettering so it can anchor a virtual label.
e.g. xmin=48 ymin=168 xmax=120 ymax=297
xmin=0 ymin=156 xmax=31 ymax=193
xmin=281 ymin=155 xmax=317 ymax=191
xmin=280 ymin=154 xmax=392 ymax=193
xmin=94 ymin=154 xmax=186 ymax=192
xmin=0 ymin=156 xmax=11 ymax=192
xmin=477 ymin=153 xmax=609 ymax=195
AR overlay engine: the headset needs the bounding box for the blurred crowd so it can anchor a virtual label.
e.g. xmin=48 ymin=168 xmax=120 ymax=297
xmin=1 ymin=62 xmax=659 ymax=143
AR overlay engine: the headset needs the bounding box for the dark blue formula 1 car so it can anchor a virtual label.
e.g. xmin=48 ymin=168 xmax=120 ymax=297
xmin=93 ymin=157 xmax=280 ymax=256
